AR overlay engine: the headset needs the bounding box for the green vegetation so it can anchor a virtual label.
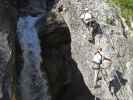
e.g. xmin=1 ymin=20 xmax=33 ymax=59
xmin=106 ymin=17 xmax=115 ymax=25
xmin=111 ymin=0 xmax=133 ymax=27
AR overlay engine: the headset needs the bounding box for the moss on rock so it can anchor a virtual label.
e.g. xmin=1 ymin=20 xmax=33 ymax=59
xmin=110 ymin=0 xmax=133 ymax=27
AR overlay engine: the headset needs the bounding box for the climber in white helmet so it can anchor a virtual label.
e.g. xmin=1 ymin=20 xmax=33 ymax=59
xmin=92 ymin=48 xmax=112 ymax=88
xmin=80 ymin=10 xmax=94 ymax=24
xmin=80 ymin=10 xmax=103 ymax=44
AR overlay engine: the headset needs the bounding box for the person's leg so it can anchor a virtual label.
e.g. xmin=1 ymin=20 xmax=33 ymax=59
xmin=94 ymin=69 xmax=100 ymax=88
xmin=94 ymin=70 xmax=97 ymax=86
xmin=88 ymin=27 xmax=95 ymax=44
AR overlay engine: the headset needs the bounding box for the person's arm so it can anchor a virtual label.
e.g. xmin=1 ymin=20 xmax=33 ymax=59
xmin=94 ymin=51 xmax=100 ymax=55
xmin=104 ymin=57 xmax=112 ymax=63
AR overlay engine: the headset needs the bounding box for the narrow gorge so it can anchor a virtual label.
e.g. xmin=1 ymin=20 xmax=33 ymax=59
xmin=0 ymin=0 xmax=132 ymax=100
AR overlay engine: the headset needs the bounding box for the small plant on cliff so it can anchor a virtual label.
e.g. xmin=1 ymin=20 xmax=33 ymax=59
xmin=111 ymin=0 xmax=133 ymax=27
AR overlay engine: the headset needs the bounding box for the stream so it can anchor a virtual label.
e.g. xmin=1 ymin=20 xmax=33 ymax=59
xmin=16 ymin=15 xmax=51 ymax=100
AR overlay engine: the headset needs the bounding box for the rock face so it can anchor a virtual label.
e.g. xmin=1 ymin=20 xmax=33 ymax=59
xmin=56 ymin=0 xmax=133 ymax=100
xmin=0 ymin=0 xmax=133 ymax=100
xmin=39 ymin=5 xmax=96 ymax=100
xmin=126 ymin=58 xmax=133 ymax=100
xmin=0 ymin=2 xmax=16 ymax=100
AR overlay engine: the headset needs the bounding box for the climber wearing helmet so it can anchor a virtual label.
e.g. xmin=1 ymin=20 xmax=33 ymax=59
xmin=80 ymin=9 xmax=94 ymax=25
xmin=92 ymin=48 xmax=112 ymax=88
xmin=80 ymin=10 xmax=103 ymax=44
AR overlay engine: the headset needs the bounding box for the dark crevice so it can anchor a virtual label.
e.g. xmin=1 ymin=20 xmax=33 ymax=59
xmin=9 ymin=0 xmax=99 ymax=99
xmin=15 ymin=30 xmax=23 ymax=100
xmin=39 ymin=11 xmax=98 ymax=100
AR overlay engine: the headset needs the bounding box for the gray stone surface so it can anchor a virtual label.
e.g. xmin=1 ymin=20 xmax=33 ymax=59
xmin=57 ymin=0 xmax=133 ymax=99
xmin=0 ymin=0 xmax=132 ymax=100
xmin=0 ymin=2 xmax=16 ymax=100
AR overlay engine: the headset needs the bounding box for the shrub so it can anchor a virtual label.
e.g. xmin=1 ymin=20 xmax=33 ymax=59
xmin=111 ymin=0 xmax=133 ymax=27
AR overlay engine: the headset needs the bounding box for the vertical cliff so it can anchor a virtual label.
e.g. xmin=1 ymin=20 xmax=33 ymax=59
xmin=0 ymin=0 xmax=133 ymax=100
xmin=0 ymin=1 xmax=16 ymax=100
xmin=56 ymin=0 xmax=133 ymax=99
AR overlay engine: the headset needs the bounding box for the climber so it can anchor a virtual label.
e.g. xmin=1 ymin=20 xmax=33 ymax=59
xmin=109 ymin=70 xmax=127 ymax=99
xmin=80 ymin=10 xmax=103 ymax=44
xmin=92 ymin=48 xmax=112 ymax=88
xmin=80 ymin=10 xmax=94 ymax=25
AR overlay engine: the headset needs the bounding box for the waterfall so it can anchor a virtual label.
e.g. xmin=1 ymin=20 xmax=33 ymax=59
xmin=17 ymin=15 xmax=51 ymax=100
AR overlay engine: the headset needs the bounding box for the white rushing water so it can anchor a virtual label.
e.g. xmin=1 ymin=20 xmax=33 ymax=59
xmin=17 ymin=16 xmax=51 ymax=100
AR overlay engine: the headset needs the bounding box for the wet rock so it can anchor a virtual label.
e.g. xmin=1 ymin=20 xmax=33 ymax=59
xmin=0 ymin=2 xmax=16 ymax=100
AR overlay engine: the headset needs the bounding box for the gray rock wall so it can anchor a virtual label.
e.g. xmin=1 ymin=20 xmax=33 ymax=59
xmin=58 ymin=0 xmax=133 ymax=99
xmin=0 ymin=0 xmax=132 ymax=100
xmin=0 ymin=2 xmax=16 ymax=100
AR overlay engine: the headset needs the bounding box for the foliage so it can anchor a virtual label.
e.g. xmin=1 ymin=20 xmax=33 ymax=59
xmin=111 ymin=0 xmax=133 ymax=27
